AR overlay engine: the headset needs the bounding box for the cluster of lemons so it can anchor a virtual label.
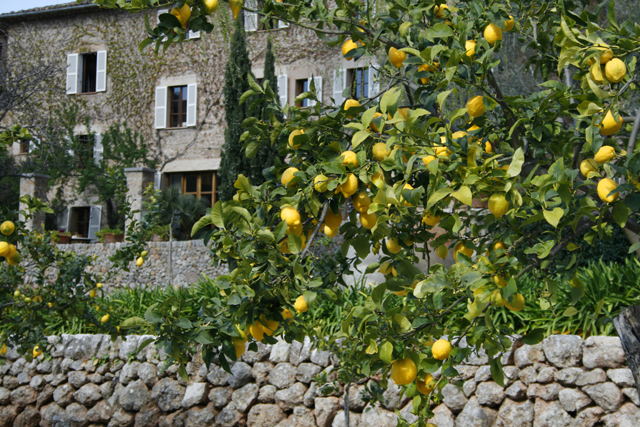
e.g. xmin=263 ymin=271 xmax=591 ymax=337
xmin=233 ymin=304 xmax=301 ymax=358
xmin=587 ymin=44 xmax=627 ymax=85
xmin=136 ymin=250 xmax=149 ymax=267
xmin=0 ymin=221 xmax=20 ymax=266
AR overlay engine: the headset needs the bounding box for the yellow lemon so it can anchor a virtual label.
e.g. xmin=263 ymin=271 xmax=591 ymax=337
xmin=436 ymin=245 xmax=448 ymax=259
xmin=249 ymin=320 xmax=265 ymax=341
xmin=229 ymin=0 xmax=243 ymax=19
xmin=386 ymin=237 xmax=402 ymax=254
xmin=324 ymin=225 xmax=339 ymax=238
xmin=484 ymin=141 xmax=493 ymax=153
xmin=599 ymin=111 xmax=623 ymax=136
xmin=281 ymin=167 xmax=300 ymax=188
xmin=580 ymin=159 xmax=600 ymax=178
xmin=484 ymin=23 xmax=503 ymax=46
xmin=359 ymin=212 xmax=377 ymax=230
xmin=203 ymin=0 xmax=219 ymax=14
xmin=371 ymin=171 xmax=385 ymax=187
xmin=490 ymin=289 xmax=505 ymax=307
xmin=594 ymin=44 xmax=614 ymax=64
xmin=594 ymin=146 xmax=616 ymax=164
xmin=288 ymin=129 xmax=304 ymax=149
xmin=101 ymin=314 xmax=110 ymax=324
xmin=372 ymin=142 xmax=390 ymax=161
xmin=353 ymin=192 xmax=371 ymax=213
xmin=417 ymin=374 xmax=436 ymax=395
xmin=324 ymin=209 xmax=342 ymax=229
xmin=432 ymin=339 xmax=452 ymax=360
xmin=0 ymin=221 xmax=15 ymax=235
xmin=466 ymin=96 xmax=485 ymax=117
xmin=170 ymin=3 xmax=191 ymax=27
xmin=0 ymin=242 xmax=9 ymax=258
xmin=282 ymin=308 xmax=294 ymax=323
xmin=0 ymin=344 xmax=6 ymax=356
xmin=281 ymin=206 xmax=302 ymax=227
xmin=604 ymin=58 xmax=626 ymax=83
xmin=418 ymin=63 xmax=435 ymax=84
xmin=379 ymin=262 xmax=398 ymax=277
xmin=260 ymin=315 xmax=279 ymax=336
xmin=344 ymin=99 xmax=360 ymax=118
xmin=494 ymin=275 xmax=508 ymax=288
xmin=434 ymin=3 xmax=448 ymax=18
xmin=488 ymin=193 xmax=509 ymax=218
xmin=422 ymin=155 xmax=436 ymax=167
xmin=504 ymin=15 xmax=515 ymax=31
xmin=505 ymin=293 xmax=525 ymax=311
xmin=136 ymin=257 xmax=144 ymax=267
xmin=453 ymin=242 xmax=473 ymax=262
xmin=313 ymin=174 xmax=330 ymax=192
xmin=590 ymin=64 xmax=605 ymax=84
xmin=234 ymin=342 xmax=246 ymax=358
xmin=341 ymin=150 xmax=359 ymax=167
xmin=422 ymin=212 xmax=441 ymax=227
xmin=465 ymin=40 xmax=477 ymax=58
xmin=6 ymin=244 xmax=17 ymax=259
xmin=494 ymin=241 xmax=507 ymax=251
xmin=370 ymin=112 xmax=384 ymax=133
xmin=294 ymin=295 xmax=308 ymax=313
xmin=89 ymin=289 xmax=97 ymax=299
xmin=33 ymin=345 xmax=42 ymax=358
xmin=342 ymin=39 xmax=359 ymax=60
xmin=389 ymin=47 xmax=406 ymax=68
xmin=390 ymin=358 xmax=417 ymax=385
xmin=597 ymin=178 xmax=619 ymax=203
xmin=337 ymin=173 xmax=358 ymax=197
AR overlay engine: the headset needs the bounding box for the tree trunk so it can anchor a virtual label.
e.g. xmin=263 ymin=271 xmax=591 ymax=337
xmin=613 ymin=305 xmax=640 ymax=396
xmin=105 ymin=198 xmax=117 ymax=229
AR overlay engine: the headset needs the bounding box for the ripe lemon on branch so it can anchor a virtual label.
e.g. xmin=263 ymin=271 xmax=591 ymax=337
xmin=599 ymin=111 xmax=623 ymax=136
xmin=488 ymin=193 xmax=509 ymax=218
xmin=390 ymin=358 xmax=417 ymax=385
xmin=229 ymin=0 xmax=243 ymax=19
xmin=466 ymin=96 xmax=485 ymax=117
xmin=170 ymin=4 xmax=191 ymax=27
xmin=389 ymin=47 xmax=406 ymax=68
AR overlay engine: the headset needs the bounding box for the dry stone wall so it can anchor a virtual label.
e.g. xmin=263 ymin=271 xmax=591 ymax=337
xmin=32 ymin=240 xmax=227 ymax=289
xmin=0 ymin=334 xmax=638 ymax=427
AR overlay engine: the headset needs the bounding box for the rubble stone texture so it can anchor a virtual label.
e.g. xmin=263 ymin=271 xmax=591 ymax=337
xmin=0 ymin=333 xmax=638 ymax=426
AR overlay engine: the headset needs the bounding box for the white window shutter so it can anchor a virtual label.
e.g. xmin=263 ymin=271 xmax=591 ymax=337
xmin=368 ymin=66 xmax=380 ymax=98
xmin=155 ymin=86 xmax=168 ymax=129
xmin=188 ymin=29 xmax=201 ymax=39
xmin=244 ymin=0 xmax=258 ymax=31
xmin=93 ymin=133 xmax=103 ymax=164
xmin=278 ymin=20 xmax=289 ymax=29
xmin=333 ymin=69 xmax=346 ymax=106
xmin=154 ymin=171 xmax=162 ymax=190
xmin=186 ymin=83 xmax=197 ymax=127
xmin=96 ymin=50 xmax=107 ymax=92
xmin=308 ymin=76 xmax=323 ymax=107
xmin=58 ymin=207 xmax=70 ymax=232
xmin=66 ymin=54 xmax=79 ymax=94
xmin=88 ymin=206 xmax=102 ymax=241
xmin=277 ymin=74 xmax=288 ymax=107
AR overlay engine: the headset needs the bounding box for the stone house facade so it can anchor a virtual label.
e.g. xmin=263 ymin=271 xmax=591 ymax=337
xmin=0 ymin=0 xmax=380 ymax=241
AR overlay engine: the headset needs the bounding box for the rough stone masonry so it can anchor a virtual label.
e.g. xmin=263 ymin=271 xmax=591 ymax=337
xmin=0 ymin=333 xmax=639 ymax=426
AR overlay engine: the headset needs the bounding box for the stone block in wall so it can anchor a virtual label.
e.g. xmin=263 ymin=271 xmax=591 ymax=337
xmin=289 ymin=337 xmax=313 ymax=366
xmin=120 ymin=379 xmax=151 ymax=412
xmin=206 ymin=365 xmax=229 ymax=387
xmin=14 ymin=405 xmax=41 ymax=427
xmin=600 ymin=402 xmax=640 ymax=426
xmin=504 ymin=380 xmax=527 ymax=400
xmin=526 ymin=383 xmax=561 ymax=401
xmin=456 ymin=396 xmax=497 ymax=427
xmin=137 ymin=362 xmax=158 ymax=387
xmin=296 ymin=363 xmax=323 ymax=384
xmin=40 ymin=402 xmax=64 ymax=426
xmin=303 ymin=382 xmax=317 ymax=407
xmin=582 ymin=382 xmax=624 ymax=413
xmin=185 ymin=403 xmax=218 ymax=427
xmin=475 ymin=365 xmax=492 ymax=382
xmin=65 ymin=402 xmax=88 ymax=425
xmin=623 ymin=387 xmax=640 ymax=405
xmin=17 ymin=372 xmax=31 ymax=386
xmin=251 ymin=362 xmax=274 ymax=387
xmin=243 ymin=342 xmax=272 ymax=364
xmin=331 ymin=410 xmax=362 ymax=427
xmin=151 ymin=378 xmax=185 ymax=412
xmin=558 ymin=388 xmax=591 ymax=413
xmin=314 ymin=396 xmax=342 ymax=427
xmin=518 ymin=366 xmax=537 ymax=385
xmin=476 ymin=381 xmax=505 ymax=407
xmin=310 ymin=349 xmax=332 ymax=367
xmin=607 ymin=368 xmax=635 ymax=388
xmin=554 ymin=367 xmax=584 ymax=386
xmin=346 ymin=384 xmax=366 ymax=411
xmin=247 ymin=403 xmax=286 ymax=427
xmin=73 ymin=383 xmax=102 ymax=407
xmin=258 ymin=385 xmax=277 ymax=404
xmin=534 ymin=398 xmax=572 ymax=426
xmin=209 ymin=386 xmax=233 ymax=408
xmin=86 ymin=400 xmax=114 ymax=424
xmin=269 ymin=363 xmax=296 ymax=389
xmin=495 ymin=398 xmax=534 ymax=427
xmin=228 ymin=362 xmax=253 ymax=389
xmin=9 ymin=386 xmax=37 ymax=409
xmin=583 ymin=336 xmax=627 ymax=370
xmin=269 ymin=340 xmax=292 ymax=364
xmin=135 ymin=401 xmax=162 ymax=427
xmin=276 ymin=405 xmax=317 ymax=427
xmin=67 ymin=371 xmax=88 ymax=389
xmin=360 ymin=402 xmax=398 ymax=427
xmin=442 ymin=383 xmax=468 ymax=413
xmin=181 ymin=382 xmax=208 ymax=409
xmin=275 ymin=382 xmax=307 ymax=410
xmin=231 ymin=383 xmax=258 ymax=413
xmin=576 ymin=368 xmax=607 ymax=386
xmin=110 ymin=407 xmax=135 ymax=426
xmin=463 ymin=380 xmax=476 ymax=397
xmin=514 ymin=343 xmax=546 ymax=368
xmin=542 ymin=335 xmax=584 ymax=368
xmin=536 ymin=366 xmax=557 ymax=383
xmin=574 ymin=406 xmax=605 ymax=427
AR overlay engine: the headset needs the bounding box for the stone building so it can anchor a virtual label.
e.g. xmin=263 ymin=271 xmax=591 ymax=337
xmin=0 ymin=0 xmax=380 ymax=241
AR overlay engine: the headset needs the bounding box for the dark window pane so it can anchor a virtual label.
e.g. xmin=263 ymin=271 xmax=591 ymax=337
xmin=201 ymin=194 xmax=212 ymax=207
xmin=201 ymin=173 xmax=213 ymax=192
xmin=185 ymin=175 xmax=198 ymax=193
xmin=169 ymin=174 xmax=181 ymax=189
xmin=81 ymin=53 xmax=97 ymax=93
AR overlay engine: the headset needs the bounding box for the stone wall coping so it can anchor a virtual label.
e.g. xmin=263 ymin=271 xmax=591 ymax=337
xmin=19 ymin=173 xmax=50 ymax=179
xmin=123 ymin=167 xmax=156 ymax=173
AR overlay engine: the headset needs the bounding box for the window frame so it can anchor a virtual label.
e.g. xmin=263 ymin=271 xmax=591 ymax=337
xmin=71 ymin=206 xmax=91 ymax=238
xmin=166 ymin=171 xmax=220 ymax=209
xmin=295 ymin=79 xmax=310 ymax=107
xmin=168 ymin=85 xmax=188 ymax=129
xmin=80 ymin=52 xmax=98 ymax=94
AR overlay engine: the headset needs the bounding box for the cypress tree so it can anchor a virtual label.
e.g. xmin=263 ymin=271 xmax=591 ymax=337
xmin=249 ymin=37 xmax=282 ymax=184
xmin=218 ymin=18 xmax=252 ymax=202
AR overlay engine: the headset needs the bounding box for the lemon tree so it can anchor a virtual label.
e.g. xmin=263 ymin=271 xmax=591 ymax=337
xmin=40 ymin=0 xmax=640 ymax=422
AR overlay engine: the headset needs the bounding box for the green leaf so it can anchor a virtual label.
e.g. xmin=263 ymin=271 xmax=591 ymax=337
xmin=490 ymin=357 xmax=504 ymax=387
xmin=352 ymin=130 xmax=371 ymax=148
xmin=561 ymin=15 xmax=579 ymax=43
xmin=563 ymin=307 xmax=578 ymax=317
xmin=393 ymin=314 xmax=412 ymax=333
xmin=352 ymin=235 xmax=370 ymax=258
xmin=452 ymin=186 xmax=473 ymax=206
xmin=119 ymin=316 xmax=147 ymax=329
xmin=287 ymin=233 xmax=302 ymax=254
xmin=365 ymin=339 xmax=378 ymax=354
xmin=507 ymin=148 xmax=524 ymax=177
xmin=178 ymin=365 xmax=189 ymax=382
xmin=612 ymin=203 xmax=629 ymax=228
xmin=136 ymin=338 xmax=155 ymax=356
xmin=379 ymin=87 xmax=401 ymax=114
xmin=521 ymin=329 xmax=545 ymax=345
xmin=543 ymin=208 xmax=564 ymax=228
xmin=239 ymin=89 xmax=257 ymax=105
xmin=426 ymin=188 xmax=452 ymax=210
xmin=437 ymin=90 xmax=453 ymax=110
xmin=175 ymin=317 xmax=193 ymax=329
xmin=629 ymin=242 xmax=640 ymax=254
xmin=424 ymin=23 xmax=454 ymax=41
xmin=192 ymin=215 xmax=213 ymax=236
xmin=211 ymin=201 xmax=224 ymax=229
xmin=379 ymin=341 xmax=393 ymax=364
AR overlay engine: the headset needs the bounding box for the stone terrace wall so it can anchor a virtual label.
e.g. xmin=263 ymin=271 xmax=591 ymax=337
xmin=0 ymin=334 xmax=639 ymax=427
xmin=34 ymin=240 xmax=227 ymax=289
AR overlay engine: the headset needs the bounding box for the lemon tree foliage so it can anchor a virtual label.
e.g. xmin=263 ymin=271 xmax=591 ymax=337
xmin=6 ymin=0 xmax=640 ymax=422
